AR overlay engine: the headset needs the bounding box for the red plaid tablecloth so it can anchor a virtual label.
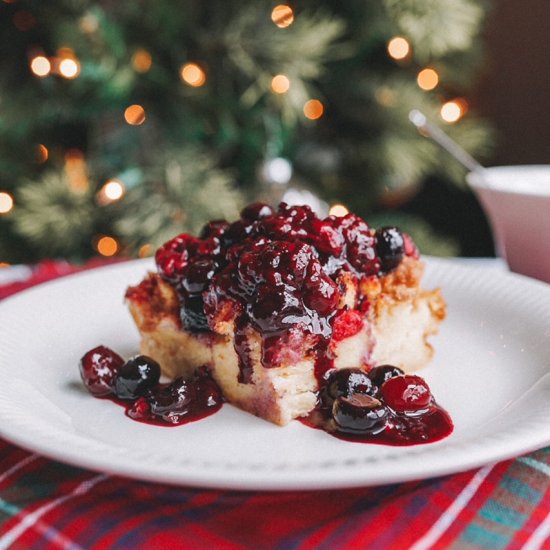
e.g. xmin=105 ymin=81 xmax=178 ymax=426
xmin=1 ymin=260 xmax=550 ymax=550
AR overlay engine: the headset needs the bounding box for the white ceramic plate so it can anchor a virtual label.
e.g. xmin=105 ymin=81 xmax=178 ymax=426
xmin=1 ymin=258 xmax=550 ymax=491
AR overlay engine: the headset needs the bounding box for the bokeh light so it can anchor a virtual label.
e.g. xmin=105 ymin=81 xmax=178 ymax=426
xmin=0 ymin=192 xmax=14 ymax=214
xmin=180 ymin=63 xmax=206 ymax=87
xmin=303 ymin=99 xmax=324 ymax=120
xmin=37 ymin=144 xmax=49 ymax=163
xmin=387 ymin=37 xmax=410 ymax=60
xmin=138 ymin=243 xmax=153 ymax=258
xmin=417 ymin=68 xmax=439 ymax=91
xmin=96 ymin=236 xmax=119 ymax=257
xmin=124 ymin=104 xmax=146 ymax=125
xmin=271 ymin=5 xmax=294 ymax=28
xmin=329 ymin=204 xmax=349 ymax=217
xmin=59 ymin=58 xmax=80 ymax=79
xmin=132 ymin=49 xmax=152 ymax=73
xmin=30 ymin=56 xmax=51 ymax=77
xmin=271 ymin=74 xmax=290 ymax=94
xmin=98 ymin=179 xmax=125 ymax=205
xmin=440 ymin=100 xmax=465 ymax=123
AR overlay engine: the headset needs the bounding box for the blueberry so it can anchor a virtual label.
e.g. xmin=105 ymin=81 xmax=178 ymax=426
xmin=147 ymin=377 xmax=197 ymax=423
xmin=332 ymin=394 xmax=388 ymax=435
xmin=181 ymin=295 xmax=210 ymax=332
xmin=368 ymin=364 xmax=405 ymax=389
xmin=375 ymin=226 xmax=404 ymax=273
xmin=325 ymin=368 xmax=375 ymax=400
xmin=115 ymin=355 xmax=161 ymax=400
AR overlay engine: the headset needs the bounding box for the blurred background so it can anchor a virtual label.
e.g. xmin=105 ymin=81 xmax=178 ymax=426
xmin=0 ymin=0 xmax=548 ymax=266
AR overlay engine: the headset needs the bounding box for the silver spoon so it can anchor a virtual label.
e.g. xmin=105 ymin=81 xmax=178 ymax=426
xmin=408 ymin=109 xmax=487 ymax=178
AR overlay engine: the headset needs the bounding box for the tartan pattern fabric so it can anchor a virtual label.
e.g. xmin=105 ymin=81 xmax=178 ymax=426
xmin=1 ymin=261 xmax=550 ymax=549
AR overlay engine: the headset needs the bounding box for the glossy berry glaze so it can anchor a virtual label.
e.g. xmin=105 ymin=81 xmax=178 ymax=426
xmin=153 ymin=202 xmax=418 ymax=383
xmin=305 ymin=365 xmax=453 ymax=445
xmin=79 ymin=347 xmax=452 ymax=444
xmin=79 ymin=346 xmax=222 ymax=426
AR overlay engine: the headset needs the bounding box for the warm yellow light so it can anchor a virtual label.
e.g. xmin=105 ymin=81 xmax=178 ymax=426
xmin=303 ymin=99 xmax=324 ymax=120
xmin=387 ymin=37 xmax=410 ymax=60
xmin=0 ymin=192 xmax=14 ymax=214
xmin=138 ymin=244 xmax=153 ymax=258
xmin=30 ymin=56 xmax=51 ymax=77
xmin=132 ymin=49 xmax=152 ymax=73
xmin=96 ymin=236 xmax=119 ymax=257
xmin=98 ymin=179 xmax=125 ymax=205
xmin=37 ymin=144 xmax=49 ymax=163
xmin=180 ymin=63 xmax=206 ymax=87
xmin=271 ymin=5 xmax=294 ymax=28
xmin=271 ymin=74 xmax=290 ymax=94
xmin=0 ymin=262 xmax=11 ymax=269
xmin=329 ymin=204 xmax=349 ymax=217
xmin=124 ymin=104 xmax=146 ymax=125
xmin=59 ymin=58 xmax=80 ymax=79
xmin=417 ymin=68 xmax=439 ymax=91
xmin=440 ymin=100 xmax=464 ymax=123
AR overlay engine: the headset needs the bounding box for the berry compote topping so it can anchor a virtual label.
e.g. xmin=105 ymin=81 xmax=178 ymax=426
xmin=79 ymin=346 xmax=223 ymax=426
xmin=154 ymin=202 xmax=416 ymax=381
xmin=79 ymin=348 xmax=451 ymax=444
xmin=305 ymin=366 xmax=453 ymax=445
xmin=79 ymin=345 xmax=124 ymax=397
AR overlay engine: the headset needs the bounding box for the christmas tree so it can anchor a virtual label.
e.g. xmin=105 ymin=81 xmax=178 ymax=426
xmin=0 ymin=0 xmax=492 ymax=264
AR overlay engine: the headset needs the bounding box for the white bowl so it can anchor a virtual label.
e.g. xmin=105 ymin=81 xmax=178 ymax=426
xmin=467 ymin=165 xmax=550 ymax=284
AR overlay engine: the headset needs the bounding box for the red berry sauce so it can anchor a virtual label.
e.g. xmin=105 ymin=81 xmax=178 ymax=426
xmin=303 ymin=367 xmax=453 ymax=445
xmin=79 ymin=347 xmax=223 ymax=426
xmin=154 ymin=202 xmax=414 ymax=383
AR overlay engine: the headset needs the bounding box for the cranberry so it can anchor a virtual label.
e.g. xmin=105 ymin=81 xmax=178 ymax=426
xmin=199 ymin=220 xmax=230 ymax=239
xmin=380 ymin=374 xmax=432 ymax=413
xmin=302 ymin=262 xmax=340 ymax=315
xmin=146 ymin=377 xmax=197 ymax=424
xmin=182 ymin=258 xmax=218 ymax=294
xmin=332 ymin=394 xmax=388 ymax=435
xmin=155 ymin=234 xmax=198 ymax=285
xmin=331 ymin=310 xmax=364 ymax=341
xmin=240 ymin=202 xmax=274 ymax=221
xmin=250 ymin=284 xmax=301 ymax=332
xmin=115 ymin=355 xmax=161 ymax=400
xmin=79 ymin=345 xmax=124 ymax=396
xmin=376 ymin=226 xmax=404 ymax=273
xmin=368 ymin=364 xmax=405 ymax=388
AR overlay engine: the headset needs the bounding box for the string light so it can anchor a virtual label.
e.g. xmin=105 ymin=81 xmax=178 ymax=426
xmin=271 ymin=74 xmax=290 ymax=94
xmin=329 ymin=204 xmax=349 ymax=217
xmin=95 ymin=235 xmax=119 ymax=257
xmin=124 ymin=104 xmax=146 ymax=125
xmin=138 ymin=244 xmax=153 ymax=258
xmin=59 ymin=58 xmax=80 ymax=79
xmin=37 ymin=144 xmax=48 ymax=163
xmin=271 ymin=5 xmax=294 ymax=28
xmin=30 ymin=56 xmax=51 ymax=77
xmin=97 ymin=179 xmax=125 ymax=205
xmin=132 ymin=49 xmax=152 ymax=73
xmin=303 ymin=99 xmax=324 ymax=120
xmin=180 ymin=63 xmax=206 ymax=87
xmin=0 ymin=192 xmax=14 ymax=215
xmin=440 ymin=100 xmax=465 ymax=123
xmin=64 ymin=149 xmax=89 ymax=192
xmin=387 ymin=37 xmax=410 ymax=60
xmin=417 ymin=68 xmax=439 ymax=91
